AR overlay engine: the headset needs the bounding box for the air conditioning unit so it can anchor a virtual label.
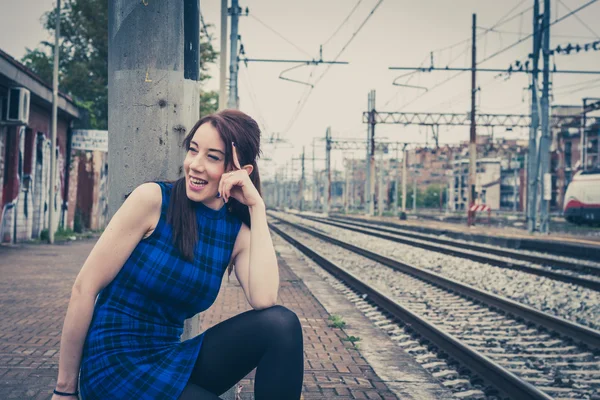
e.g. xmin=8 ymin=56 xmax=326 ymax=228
xmin=6 ymin=87 xmax=30 ymax=125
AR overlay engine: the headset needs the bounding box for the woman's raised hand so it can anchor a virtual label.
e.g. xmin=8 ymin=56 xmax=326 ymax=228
xmin=218 ymin=142 xmax=263 ymax=208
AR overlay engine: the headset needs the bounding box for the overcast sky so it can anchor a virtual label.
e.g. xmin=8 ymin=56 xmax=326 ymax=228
xmin=1 ymin=0 xmax=599 ymax=180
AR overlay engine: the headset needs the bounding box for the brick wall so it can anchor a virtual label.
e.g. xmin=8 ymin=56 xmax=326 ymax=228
xmin=66 ymin=152 xmax=79 ymax=230
xmin=90 ymin=150 xmax=109 ymax=230
xmin=0 ymin=126 xmax=5 ymax=209
xmin=1 ymin=102 xmax=73 ymax=243
xmin=72 ymin=150 xmax=109 ymax=232
xmin=15 ymin=127 xmax=33 ymax=241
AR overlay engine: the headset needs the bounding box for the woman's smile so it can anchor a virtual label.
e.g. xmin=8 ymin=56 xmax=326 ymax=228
xmin=188 ymin=176 xmax=208 ymax=192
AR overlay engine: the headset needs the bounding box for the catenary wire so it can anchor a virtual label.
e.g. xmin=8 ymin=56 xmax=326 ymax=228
xmin=395 ymin=0 xmax=598 ymax=112
xmin=479 ymin=0 xmax=599 ymax=64
xmin=282 ymin=0 xmax=385 ymax=134
xmin=386 ymin=0 xmax=531 ymax=111
xmin=249 ymin=14 xmax=312 ymax=57
xmin=556 ymin=0 xmax=600 ymax=39
xmin=322 ymin=0 xmax=365 ymax=47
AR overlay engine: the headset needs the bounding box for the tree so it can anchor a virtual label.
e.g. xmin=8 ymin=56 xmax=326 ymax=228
xmin=200 ymin=24 xmax=219 ymax=117
xmin=22 ymin=1 xmax=220 ymax=128
xmin=22 ymin=0 xmax=107 ymax=129
xmin=397 ymin=183 xmax=446 ymax=210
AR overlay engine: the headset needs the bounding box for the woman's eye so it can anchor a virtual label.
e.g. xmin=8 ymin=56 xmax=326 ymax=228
xmin=189 ymin=148 xmax=198 ymax=153
xmin=208 ymin=155 xmax=220 ymax=161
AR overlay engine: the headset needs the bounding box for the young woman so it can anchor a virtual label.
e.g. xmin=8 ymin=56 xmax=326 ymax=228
xmin=51 ymin=110 xmax=304 ymax=400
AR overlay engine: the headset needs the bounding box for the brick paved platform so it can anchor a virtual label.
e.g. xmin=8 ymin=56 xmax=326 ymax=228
xmin=0 ymin=234 xmax=450 ymax=399
xmin=204 ymin=233 xmax=452 ymax=400
xmin=200 ymin=239 xmax=401 ymax=400
xmin=0 ymin=241 xmax=90 ymax=400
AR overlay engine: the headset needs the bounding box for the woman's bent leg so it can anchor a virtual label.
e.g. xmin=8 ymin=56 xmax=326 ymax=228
xmin=187 ymin=305 xmax=304 ymax=400
xmin=178 ymin=383 xmax=221 ymax=400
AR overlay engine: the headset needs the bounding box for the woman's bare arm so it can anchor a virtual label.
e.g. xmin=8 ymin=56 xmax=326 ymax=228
xmin=54 ymin=183 xmax=162 ymax=393
xmin=232 ymin=203 xmax=279 ymax=310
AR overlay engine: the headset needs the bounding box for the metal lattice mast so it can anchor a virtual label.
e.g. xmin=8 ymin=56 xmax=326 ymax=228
xmin=539 ymin=0 xmax=552 ymax=233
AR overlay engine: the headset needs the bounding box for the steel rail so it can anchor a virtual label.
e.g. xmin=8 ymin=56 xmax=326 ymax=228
xmin=333 ymin=213 xmax=600 ymax=262
xmin=329 ymin=215 xmax=600 ymax=275
xmin=269 ymin=220 xmax=553 ymax=400
xmin=270 ymin=215 xmax=600 ymax=350
xmin=300 ymin=214 xmax=600 ymax=291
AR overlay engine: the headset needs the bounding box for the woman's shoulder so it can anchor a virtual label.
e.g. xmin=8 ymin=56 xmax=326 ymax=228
xmin=127 ymin=182 xmax=163 ymax=213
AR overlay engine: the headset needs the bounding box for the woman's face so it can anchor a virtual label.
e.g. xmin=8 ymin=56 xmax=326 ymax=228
xmin=184 ymin=122 xmax=229 ymax=209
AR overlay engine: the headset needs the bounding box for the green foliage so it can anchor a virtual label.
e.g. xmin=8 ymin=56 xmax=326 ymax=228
xmin=398 ymin=183 xmax=446 ymax=209
xmin=200 ymin=90 xmax=219 ymax=118
xmin=39 ymin=227 xmax=75 ymax=241
xmin=73 ymin=208 xmax=84 ymax=234
xmin=37 ymin=226 xmax=95 ymax=243
xmin=200 ymin=24 xmax=218 ymax=84
xmin=200 ymin=24 xmax=219 ymax=117
xmin=22 ymin=2 xmax=220 ymax=128
xmin=342 ymin=335 xmax=361 ymax=344
xmin=328 ymin=314 xmax=346 ymax=329
xmin=21 ymin=0 xmax=108 ymax=129
xmin=40 ymin=229 xmax=49 ymax=241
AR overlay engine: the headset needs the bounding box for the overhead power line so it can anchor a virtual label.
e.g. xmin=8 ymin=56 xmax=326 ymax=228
xmin=479 ymin=0 xmax=599 ymax=64
xmin=442 ymin=2 xmax=532 ymax=67
xmin=314 ymin=0 xmax=384 ymax=87
xmin=556 ymin=0 xmax=599 ymax=39
xmin=392 ymin=0 xmax=598 ymax=112
xmin=385 ymin=0 xmax=531 ymax=110
xmin=282 ymin=0 xmax=385 ymax=134
xmin=480 ymin=27 xmax=598 ymax=40
xmin=322 ymin=0 xmax=364 ymax=47
xmin=249 ymin=14 xmax=312 ymax=57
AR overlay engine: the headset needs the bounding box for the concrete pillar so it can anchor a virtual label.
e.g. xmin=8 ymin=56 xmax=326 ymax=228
xmin=109 ymin=0 xmax=201 ymax=336
xmin=108 ymin=0 xmax=200 ymax=217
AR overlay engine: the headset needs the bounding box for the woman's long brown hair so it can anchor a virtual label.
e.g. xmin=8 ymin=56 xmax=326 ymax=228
xmin=167 ymin=110 xmax=262 ymax=263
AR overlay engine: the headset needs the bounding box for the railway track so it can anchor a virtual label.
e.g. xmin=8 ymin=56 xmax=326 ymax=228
xmin=269 ymin=214 xmax=600 ymax=399
xmin=295 ymin=214 xmax=600 ymax=291
xmin=332 ymin=214 xmax=600 ymax=262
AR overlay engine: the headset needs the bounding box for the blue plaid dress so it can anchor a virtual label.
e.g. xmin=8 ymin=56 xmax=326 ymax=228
xmin=79 ymin=182 xmax=242 ymax=399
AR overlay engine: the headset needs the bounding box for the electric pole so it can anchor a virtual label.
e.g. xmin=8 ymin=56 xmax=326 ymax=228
xmin=412 ymin=171 xmax=417 ymax=213
xmin=227 ymin=0 xmax=240 ymax=109
xmin=219 ymin=0 xmax=227 ymax=110
xmin=349 ymin=158 xmax=354 ymax=212
xmin=366 ymin=90 xmax=376 ymax=216
xmin=312 ymin=138 xmax=318 ymax=212
xmin=324 ymin=127 xmax=331 ymax=216
xmin=48 ymin=0 xmax=61 ymax=243
xmin=300 ymin=146 xmax=305 ymax=211
xmin=109 ymin=1 xmax=202 ymax=336
xmin=528 ymin=0 xmax=541 ymax=232
xmin=344 ymin=155 xmax=350 ymax=214
xmin=467 ymin=13 xmax=477 ymax=225
xmin=401 ymin=146 xmax=407 ymax=220
xmin=377 ymin=149 xmax=384 ymax=216
xmin=539 ymin=0 xmax=551 ymax=233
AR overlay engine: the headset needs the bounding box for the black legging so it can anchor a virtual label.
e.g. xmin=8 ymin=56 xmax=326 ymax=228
xmin=178 ymin=305 xmax=304 ymax=400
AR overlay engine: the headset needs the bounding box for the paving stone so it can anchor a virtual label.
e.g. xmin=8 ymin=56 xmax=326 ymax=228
xmin=0 ymin=233 xmax=449 ymax=399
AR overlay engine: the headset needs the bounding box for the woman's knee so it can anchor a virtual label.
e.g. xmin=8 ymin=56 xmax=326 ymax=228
xmin=258 ymin=305 xmax=302 ymax=338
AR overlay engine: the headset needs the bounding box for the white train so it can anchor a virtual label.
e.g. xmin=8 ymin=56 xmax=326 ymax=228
xmin=563 ymin=170 xmax=600 ymax=224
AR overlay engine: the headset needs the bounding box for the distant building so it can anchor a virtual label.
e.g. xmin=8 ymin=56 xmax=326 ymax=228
xmin=448 ymin=135 xmax=527 ymax=211
xmin=449 ymin=158 xmax=502 ymax=211
xmin=553 ymin=105 xmax=599 ymax=210
xmin=0 ymin=48 xmax=80 ymax=243
xmin=406 ymin=146 xmax=454 ymax=186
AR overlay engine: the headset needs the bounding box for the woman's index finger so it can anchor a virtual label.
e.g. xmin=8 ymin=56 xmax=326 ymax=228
xmin=231 ymin=142 xmax=242 ymax=170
